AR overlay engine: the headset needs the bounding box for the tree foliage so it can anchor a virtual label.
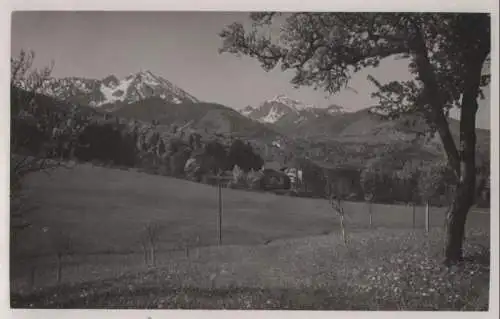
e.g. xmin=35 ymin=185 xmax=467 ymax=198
xmin=417 ymin=161 xmax=457 ymax=205
xmin=75 ymin=122 xmax=138 ymax=166
xmin=227 ymin=139 xmax=264 ymax=172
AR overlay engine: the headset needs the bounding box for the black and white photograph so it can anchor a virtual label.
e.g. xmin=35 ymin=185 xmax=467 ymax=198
xmin=4 ymin=1 xmax=498 ymax=315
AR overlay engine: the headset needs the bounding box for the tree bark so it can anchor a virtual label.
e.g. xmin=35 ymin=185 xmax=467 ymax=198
xmin=444 ymin=165 xmax=475 ymax=263
xmin=444 ymin=57 xmax=484 ymax=264
xmin=409 ymin=22 xmax=461 ymax=177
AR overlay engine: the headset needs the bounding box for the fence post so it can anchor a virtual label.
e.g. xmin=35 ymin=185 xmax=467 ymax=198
xmin=412 ymin=204 xmax=416 ymax=229
xmin=217 ymin=181 xmax=222 ymax=246
xmin=29 ymin=265 xmax=36 ymax=289
xmin=369 ymin=201 xmax=373 ymax=228
xmin=425 ymin=201 xmax=430 ymax=233
xmin=443 ymin=207 xmax=449 ymax=230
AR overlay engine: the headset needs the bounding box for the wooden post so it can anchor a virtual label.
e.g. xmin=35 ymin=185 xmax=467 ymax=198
xmin=339 ymin=213 xmax=347 ymax=246
xmin=142 ymin=245 xmax=149 ymax=266
xmin=217 ymin=181 xmax=222 ymax=245
xmin=425 ymin=201 xmax=430 ymax=233
xmin=444 ymin=206 xmax=449 ymax=230
xmin=150 ymin=246 xmax=156 ymax=267
xmin=29 ymin=266 xmax=36 ymax=289
xmin=336 ymin=198 xmax=348 ymax=247
xmin=412 ymin=204 xmax=416 ymax=229
xmin=369 ymin=201 xmax=373 ymax=228
xmin=56 ymin=253 xmax=62 ymax=283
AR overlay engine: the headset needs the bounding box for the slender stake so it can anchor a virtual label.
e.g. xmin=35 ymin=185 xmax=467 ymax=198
xmin=30 ymin=266 xmax=36 ymax=289
xmin=340 ymin=214 xmax=347 ymax=247
xmin=412 ymin=204 xmax=416 ymax=229
xmin=150 ymin=246 xmax=156 ymax=267
xmin=425 ymin=201 xmax=430 ymax=233
xmin=218 ymin=182 xmax=222 ymax=245
xmin=369 ymin=201 xmax=373 ymax=228
xmin=56 ymin=253 xmax=62 ymax=284
xmin=142 ymin=244 xmax=149 ymax=266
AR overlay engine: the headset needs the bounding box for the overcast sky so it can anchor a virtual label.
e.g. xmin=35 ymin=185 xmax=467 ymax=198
xmin=11 ymin=11 xmax=491 ymax=129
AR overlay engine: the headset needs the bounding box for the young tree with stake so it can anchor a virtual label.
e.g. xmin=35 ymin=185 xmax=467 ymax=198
xmin=325 ymin=173 xmax=349 ymax=247
xmin=140 ymin=221 xmax=164 ymax=267
xmin=360 ymin=166 xmax=380 ymax=228
xmin=43 ymin=227 xmax=74 ymax=284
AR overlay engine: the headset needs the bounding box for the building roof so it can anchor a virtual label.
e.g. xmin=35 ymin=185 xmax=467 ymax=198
xmin=263 ymin=161 xmax=282 ymax=170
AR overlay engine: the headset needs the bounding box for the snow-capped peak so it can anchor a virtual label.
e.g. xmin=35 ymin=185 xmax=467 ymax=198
xmin=241 ymin=95 xmax=317 ymax=123
xmin=240 ymin=105 xmax=255 ymax=116
xmin=261 ymin=106 xmax=285 ymax=123
xmin=99 ymin=70 xmax=200 ymax=106
xmin=30 ymin=70 xmax=201 ymax=109
xmin=268 ymin=94 xmax=314 ymax=112
xmin=238 ymin=95 xmax=316 ymax=124
xmin=240 ymin=95 xmax=345 ymax=125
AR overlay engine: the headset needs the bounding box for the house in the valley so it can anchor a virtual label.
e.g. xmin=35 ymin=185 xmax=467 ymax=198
xmin=283 ymin=167 xmax=304 ymax=190
xmin=262 ymin=161 xmax=282 ymax=171
xmin=260 ymin=161 xmax=291 ymax=190
xmin=284 ymin=158 xmax=362 ymax=198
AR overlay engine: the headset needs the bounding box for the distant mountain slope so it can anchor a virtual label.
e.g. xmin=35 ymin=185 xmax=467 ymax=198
xmin=112 ymin=97 xmax=281 ymax=140
xmin=35 ymin=70 xmax=199 ymax=108
xmin=272 ymin=106 xmax=489 ymax=150
xmin=242 ymin=94 xmax=344 ymax=125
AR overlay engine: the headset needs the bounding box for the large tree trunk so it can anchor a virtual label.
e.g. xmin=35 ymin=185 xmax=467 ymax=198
xmin=444 ymin=111 xmax=476 ymax=263
xmin=444 ymin=57 xmax=484 ymax=264
xmin=445 ymin=13 xmax=490 ymax=264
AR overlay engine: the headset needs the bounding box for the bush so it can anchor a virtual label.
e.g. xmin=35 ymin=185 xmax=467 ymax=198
xmin=75 ymin=123 xmax=137 ymax=167
xmin=228 ymin=139 xmax=264 ymax=172
xmin=417 ymin=161 xmax=456 ymax=206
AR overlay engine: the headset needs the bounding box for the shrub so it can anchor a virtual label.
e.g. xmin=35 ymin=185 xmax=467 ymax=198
xmin=228 ymin=139 xmax=264 ymax=172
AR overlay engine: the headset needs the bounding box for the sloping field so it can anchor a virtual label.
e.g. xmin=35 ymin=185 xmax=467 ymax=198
xmin=18 ymin=164 xmax=489 ymax=254
xmin=17 ymin=164 xmax=341 ymax=256
xmin=11 ymin=163 xmax=489 ymax=292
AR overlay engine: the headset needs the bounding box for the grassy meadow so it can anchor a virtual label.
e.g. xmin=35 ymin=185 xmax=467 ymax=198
xmin=10 ymin=163 xmax=491 ymax=309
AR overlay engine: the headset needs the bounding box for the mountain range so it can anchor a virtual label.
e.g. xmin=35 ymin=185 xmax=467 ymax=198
xmin=22 ymin=70 xmax=490 ymax=169
xmin=39 ymin=70 xmax=199 ymax=110
xmin=241 ymin=94 xmax=345 ymax=126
